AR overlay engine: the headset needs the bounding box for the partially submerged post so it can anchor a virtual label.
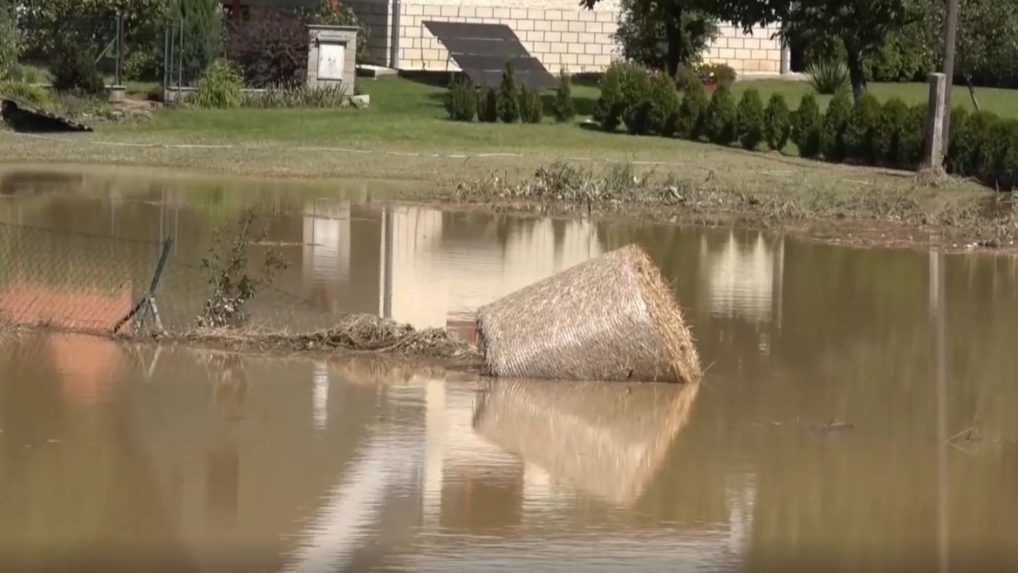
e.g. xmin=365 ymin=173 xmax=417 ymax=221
xmin=306 ymin=25 xmax=359 ymax=96
xmin=922 ymin=72 xmax=948 ymax=175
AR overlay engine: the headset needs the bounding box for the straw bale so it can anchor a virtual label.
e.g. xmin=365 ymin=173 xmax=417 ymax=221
xmin=473 ymin=379 xmax=700 ymax=505
xmin=477 ymin=245 xmax=700 ymax=383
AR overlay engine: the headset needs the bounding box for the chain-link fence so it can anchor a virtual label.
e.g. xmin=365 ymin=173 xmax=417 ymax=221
xmin=0 ymin=220 xmax=338 ymax=338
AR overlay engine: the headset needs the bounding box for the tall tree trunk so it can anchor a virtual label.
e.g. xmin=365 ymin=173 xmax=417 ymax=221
xmin=845 ymin=45 xmax=866 ymax=101
xmin=664 ymin=3 xmax=683 ymax=77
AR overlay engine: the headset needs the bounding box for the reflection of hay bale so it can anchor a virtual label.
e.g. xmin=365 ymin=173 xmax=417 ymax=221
xmin=477 ymin=245 xmax=700 ymax=383
xmin=473 ymin=379 xmax=699 ymax=505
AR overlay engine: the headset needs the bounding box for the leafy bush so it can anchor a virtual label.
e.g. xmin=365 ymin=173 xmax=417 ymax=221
xmin=194 ymin=59 xmax=244 ymax=109
xmin=0 ymin=81 xmax=50 ymax=106
xmin=821 ymin=89 xmax=853 ymax=161
xmin=595 ymin=63 xmax=625 ymax=131
xmin=983 ymin=119 xmax=1015 ymax=183
xmin=52 ymin=46 xmax=106 ymax=95
xmin=845 ymin=93 xmax=883 ymax=163
xmin=675 ymin=74 xmax=708 ymax=139
xmin=704 ymin=85 xmax=737 ymax=145
xmin=124 ymin=49 xmax=161 ymax=82
xmin=897 ymin=104 xmax=928 ymax=169
xmin=625 ymin=71 xmax=678 ymax=136
xmin=792 ymin=93 xmax=823 ymax=158
xmin=478 ymin=87 xmax=498 ymax=123
xmin=8 ymin=64 xmax=50 ymax=84
xmin=0 ymin=5 xmax=17 ymax=80
xmin=615 ymin=0 xmax=717 ymax=74
xmin=674 ymin=66 xmax=700 ymax=92
xmin=596 ymin=62 xmax=649 ymax=132
xmin=518 ymin=84 xmax=543 ymax=124
xmin=946 ymin=106 xmax=970 ymax=174
xmin=497 ymin=63 xmax=520 ymax=123
xmin=446 ymin=78 xmax=477 ymax=121
xmin=957 ymin=110 xmax=999 ymax=177
xmin=176 ymin=0 xmax=225 ymax=84
xmin=736 ymin=89 xmax=765 ymax=150
xmin=228 ymin=7 xmax=307 ymax=88
xmin=764 ymin=93 xmax=791 ymax=151
xmin=698 ymin=63 xmax=736 ymax=88
xmin=1002 ymin=124 xmax=1018 ymax=190
xmin=807 ymin=59 xmax=849 ymax=95
xmin=552 ymin=71 xmax=576 ymax=122
xmin=878 ymin=98 xmax=911 ymax=167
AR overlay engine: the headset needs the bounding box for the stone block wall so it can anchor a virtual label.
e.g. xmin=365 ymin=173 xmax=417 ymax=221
xmin=347 ymin=0 xmax=784 ymax=76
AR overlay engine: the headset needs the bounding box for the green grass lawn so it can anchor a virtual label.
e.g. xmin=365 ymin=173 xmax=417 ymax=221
xmin=104 ymin=75 xmax=1018 ymax=156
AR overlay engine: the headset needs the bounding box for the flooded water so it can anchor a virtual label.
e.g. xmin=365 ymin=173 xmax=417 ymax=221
xmin=2 ymin=166 xmax=1018 ymax=572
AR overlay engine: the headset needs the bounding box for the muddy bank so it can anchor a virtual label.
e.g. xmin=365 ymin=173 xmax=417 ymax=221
xmin=444 ymin=163 xmax=1018 ymax=252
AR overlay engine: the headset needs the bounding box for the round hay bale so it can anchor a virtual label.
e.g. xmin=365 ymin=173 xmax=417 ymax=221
xmin=477 ymin=244 xmax=700 ymax=383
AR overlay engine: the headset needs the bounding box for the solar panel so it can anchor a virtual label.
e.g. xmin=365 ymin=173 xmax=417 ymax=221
xmin=423 ymin=21 xmax=559 ymax=90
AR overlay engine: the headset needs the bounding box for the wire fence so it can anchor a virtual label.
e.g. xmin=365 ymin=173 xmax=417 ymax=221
xmin=0 ymin=221 xmax=338 ymax=339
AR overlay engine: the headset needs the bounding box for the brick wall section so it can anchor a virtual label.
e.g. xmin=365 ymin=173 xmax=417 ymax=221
xmin=347 ymin=0 xmax=783 ymax=76
xmin=703 ymin=23 xmax=783 ymax=74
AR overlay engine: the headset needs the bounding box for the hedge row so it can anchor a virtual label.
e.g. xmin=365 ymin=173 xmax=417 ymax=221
xmin=594 ymin=62 xmax=1018 ymax=190
xmin=447 ymin=63 xmax=565 ymax=124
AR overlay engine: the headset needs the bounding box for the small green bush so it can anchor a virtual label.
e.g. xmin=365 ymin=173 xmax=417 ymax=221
xmin=595 ymin=63 xmax=625 ymax=132
xmin=764 ymin=94 xmax=791 ymax=151
xmin=698 ymin=63 xmax=736 ymax=88
xmin=194 ymin=59 xmax=244 ymax=109
xmin=0 ymin=6 xmax=17 ymax=80
xmin=552 ymin=71 xmax=576 ymax=123
xmin=124 ymin=49 xmax=161 ymax=82
xmin=478 ymin=87 xmax=498 ymax=123
xmin=845 ymin=93 xmax=883 ymax=163
xmin=878 ymin=98 xmax=911 ymax=167
xmin=675 ymin=74 xmax=708 ymax=140
xmin=821 ymin=89 xmax=853 ymax=161
xmin=674 ymin=65 xmax=699 ymax=92
xmin=959 ymin=110 xmax=999 ymax=177
xmin=705 ymin=85 xmax=737 ymax=145
xmin=625 ymin=71 xmax=678 ymax=136
xmin=518 ymin=84 xmax=543 ymax=124
xmin=897 ymin=104 xmax=928 ymax=169
xmin=0 ymin=81 xmax=51 ymax=107
xmin=497 ymin=63 xmax=520 ymax=123
xmin=792 ymin=93 xmax=823 ymax=158
xmin=1003 ymin=123 xmax=1018 ymax=190
xmin=984 ymin=118 xmax=1015 ymax=183
xmin=736 ymin=89 xmax=765 ymax=150
xmin=946 ymin=107 xmax=970 ymax=174
xmin=52 ymin=47 xmax=106 ymax=95
xmin=446 ymin=78 xmax=477 ymax=121
xmin=807 ymin=59 xmax=849 ymax=95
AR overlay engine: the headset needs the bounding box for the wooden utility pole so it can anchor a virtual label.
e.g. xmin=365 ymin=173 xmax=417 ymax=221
xmin=941 ymin=0 xmax=961 ymax=145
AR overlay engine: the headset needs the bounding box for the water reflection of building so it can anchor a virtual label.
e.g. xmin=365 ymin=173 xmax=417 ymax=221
xmin=378 ymin=206 xmax=603 ymax=328
xmin=302 ymin=201 xmax=351 ymax=314
xmin=700 ymin=231 xmax=785 ymax=326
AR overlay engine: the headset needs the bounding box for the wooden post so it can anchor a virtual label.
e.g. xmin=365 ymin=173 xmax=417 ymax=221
xmin=923 ymin=73 xmax=947 ymax=172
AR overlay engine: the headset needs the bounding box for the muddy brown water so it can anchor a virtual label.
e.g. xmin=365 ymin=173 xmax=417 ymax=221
xmin=1 ymin=166 xmax=1018 ymax=572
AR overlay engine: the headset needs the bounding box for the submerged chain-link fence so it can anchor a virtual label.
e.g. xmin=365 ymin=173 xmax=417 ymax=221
xmin=0 ymin=221 xmax=338 ymax=338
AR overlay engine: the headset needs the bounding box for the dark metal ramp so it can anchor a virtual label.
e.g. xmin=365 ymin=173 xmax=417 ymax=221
xmin=1 ymin=96 xmax=93 ymax=133
xmin=423 ymin=21 xmax=558 ymax=90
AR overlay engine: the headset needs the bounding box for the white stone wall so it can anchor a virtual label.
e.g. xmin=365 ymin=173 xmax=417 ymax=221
xmin=347 ymin=0 xmax=783 ymax=76
xmin=703 ymin=23 xmax=784 ymax=75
